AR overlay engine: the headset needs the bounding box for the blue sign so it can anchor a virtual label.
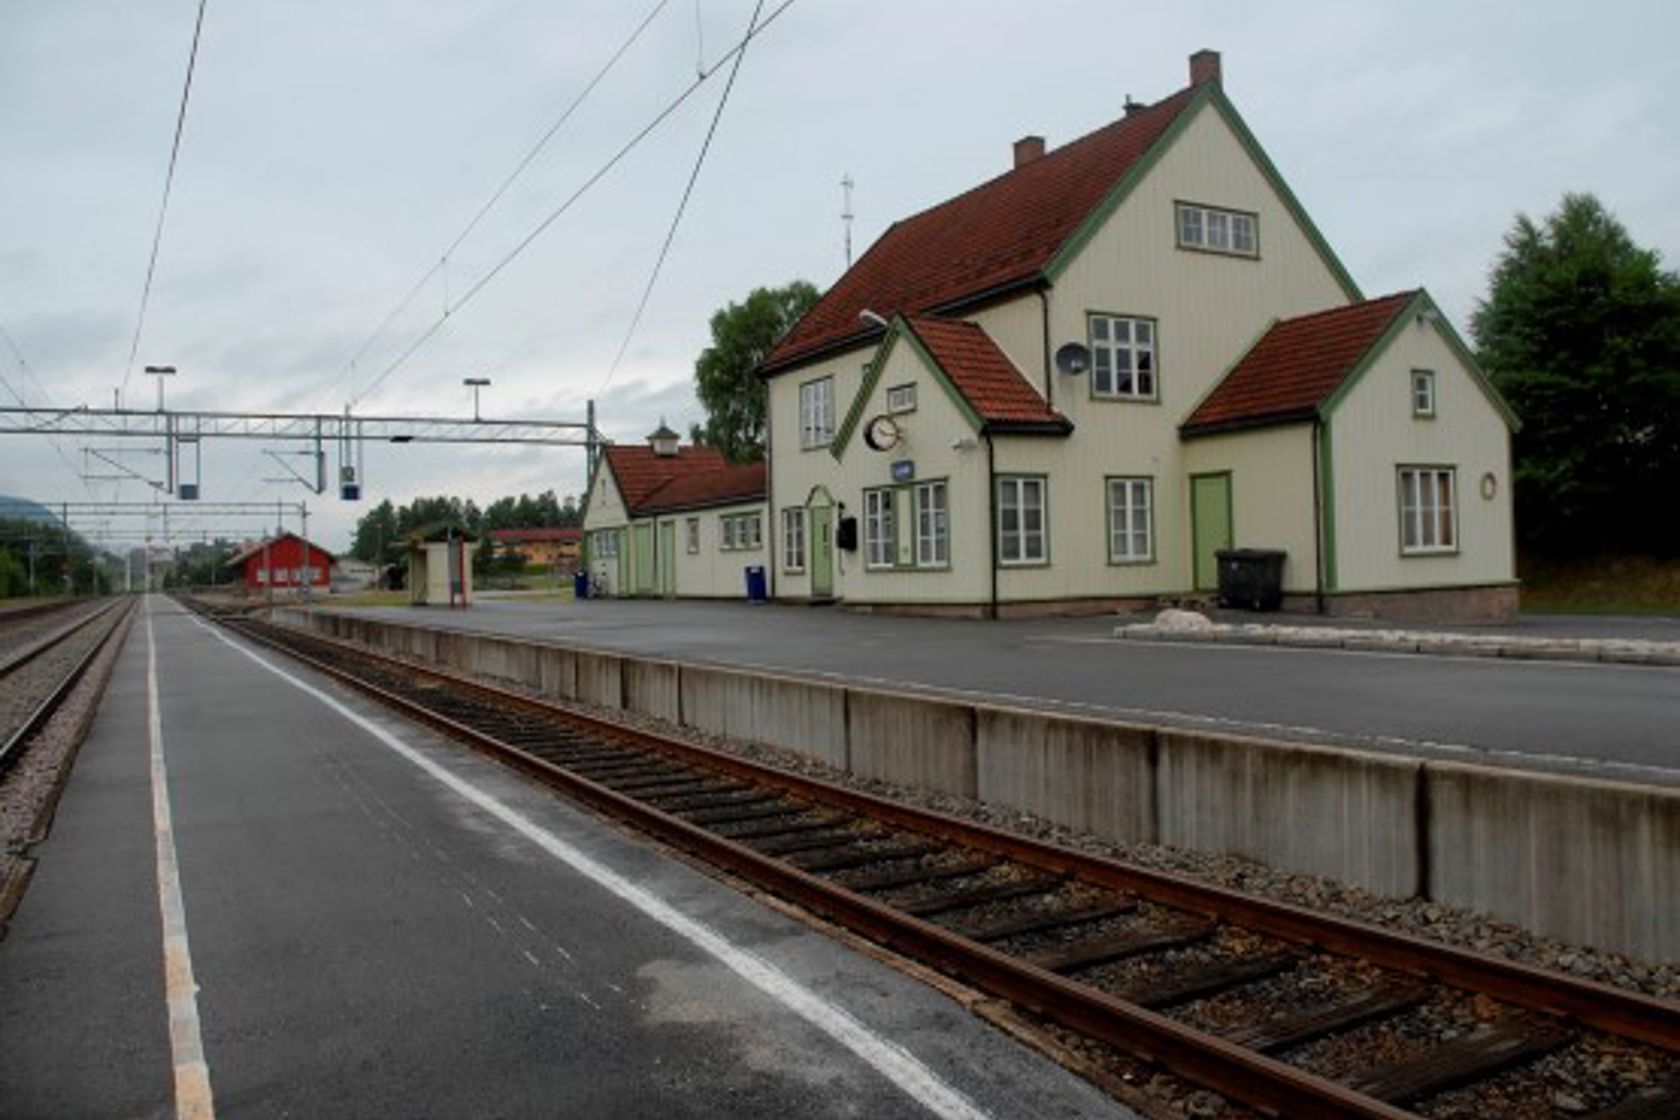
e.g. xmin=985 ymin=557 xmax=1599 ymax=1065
xmin=891 ymin=459 xmax=915 ymax=483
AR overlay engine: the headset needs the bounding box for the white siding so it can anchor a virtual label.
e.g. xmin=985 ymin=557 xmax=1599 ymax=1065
xmin=1182 ymin=425 xmax=1319 ymax=593
xmin=581 ymin=460 xmax=629 ymax=592
xmin=662 ymin=503 xmax=769 ymax=598
xmin=1328 ymin=318 xmax=1514 ymax=590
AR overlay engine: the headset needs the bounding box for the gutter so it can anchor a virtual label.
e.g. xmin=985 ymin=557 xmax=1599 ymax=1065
xmin=1311 ymin=418 xmax=1325 ymax=615
xmin=1038 ymin=286 xmax=1053 ymax=410
xmin=986 ymin=433 xmax=999 ymax=620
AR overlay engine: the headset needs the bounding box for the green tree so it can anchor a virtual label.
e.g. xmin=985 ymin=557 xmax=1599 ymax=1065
xmin=692 ymin=280 xmax=820 ymax=462
xmin=1472 ymin=193 xmax=1680 ymax=555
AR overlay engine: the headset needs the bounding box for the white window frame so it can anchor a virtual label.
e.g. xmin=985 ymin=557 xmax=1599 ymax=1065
xmin=863 ymin=488 xmax=895 ymax=569
xmin=1089 ymin=314 xmax=1157 ymax=400
xmin=594 ymin=530 xmax=618 ymax=558
xmin=781 ymin=507 xmax=805 ymax=572
xmin=1412 ymin=369 xmax=1437 ymax=418
xmin=1107 ymin=477 xmax=1154 ymax=564
xmin=720 ymin=513 xmax=762 ymax=552
xmin=996 ymin=476 xmax=1047 ymax=566
xmin=913 ymin=481 xmax=948 ymax=568
xmin=1399 ymin=467 xmax=1457 ymax=555
xmin=885 ymin=383 xmax=917 ymax=414
xmin=1175 ymin=201 xmax=1259 ymax=258
xmin=685 ymin=517 xmax=700 ymax=554
xmin=799 ymin=377 xmax=835 ymax=450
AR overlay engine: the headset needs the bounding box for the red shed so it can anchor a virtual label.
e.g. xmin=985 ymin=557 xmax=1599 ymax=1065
xmin=226 ymin=532 xmax=335 ymax=589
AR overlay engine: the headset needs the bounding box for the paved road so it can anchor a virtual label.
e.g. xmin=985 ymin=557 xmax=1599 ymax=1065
xmin=342 ymin=598 xmax=1680 ymax=784
xmin=0 ymin=596 xmax=1128 ymax=1118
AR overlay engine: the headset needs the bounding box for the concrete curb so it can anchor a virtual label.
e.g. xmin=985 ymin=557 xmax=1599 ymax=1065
xmin=1112 ymin=622 xmax=1680 ymax=667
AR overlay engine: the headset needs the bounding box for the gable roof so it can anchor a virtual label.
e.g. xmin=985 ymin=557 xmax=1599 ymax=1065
xmin=1180 ymin=293 xmax=1417 ymax=436
xmin=225 ymin=531 xmax=335 ymax=568
xmin=599 ymin=444 xmax=766 ymax=517
xmin=762 ymin=84 xmax=1207 ymax=375
xmin=832 ymin=315 xmax=1071 ymax=456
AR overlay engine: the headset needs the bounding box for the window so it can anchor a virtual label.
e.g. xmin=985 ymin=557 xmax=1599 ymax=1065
xmin=886 ymin=383 xmax=917 ymax=414
xmin=1412 ymin=370 xmax=1436 ymax=418
xmin=1399 ymin=467 xmax=1456 ymax=554
xmin=1089 ymin=314 xmax=1157 ymax=399
xmin=781 ymin=508 xmax=805 ymax=572
xmin=799 ymin=377 xmax=835 ymax=449
xmin=1107 ymin=478 xmax=1154 ymax=563
xmin=720 ymin=513 xmax=762 ymax=551
xmin=997 ymin=476 xmax=1047 ymax=565
xmin=1175 ymin=201 xmax=1258 ymax=257
xmin=594 ymin=530 xmax=618 ymax=558
xmin=914 ymin=481 xmax=948 ymax=567
xmin=685 ymin=518 xmax=700 ymax=554
xmin=863 ymin=489 xmax=895 ymax=568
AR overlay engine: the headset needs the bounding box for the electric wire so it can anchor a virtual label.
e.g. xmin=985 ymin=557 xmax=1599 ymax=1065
xmin=347 ymin=0 xmax=800 ymax=411
xmin=600 ymin=0 xmax=764 ymax=393
xmin=118 ymin=0 xmax=210 ymax=402
xmin=329 ymin=0 xmax=672 ymax=412
xmin=0 ymin=320 xmax=99 ymax=496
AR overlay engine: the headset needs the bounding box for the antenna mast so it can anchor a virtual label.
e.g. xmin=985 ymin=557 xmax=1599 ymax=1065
xmin=841 ymin=173 xmax=855 ymax=270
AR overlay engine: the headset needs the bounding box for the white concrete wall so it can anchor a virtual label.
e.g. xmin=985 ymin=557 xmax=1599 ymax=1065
xmin=1328 ymin=316 xmax=1515 ymax=591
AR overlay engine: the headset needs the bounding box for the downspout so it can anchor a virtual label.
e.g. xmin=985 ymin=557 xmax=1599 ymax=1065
xmin=1311 ymin=418 xmax=1326 ymax=615
xmin=764 ymin=393 xmax=776 ymax=601
xmin=986 ymin=431 xmax=999 ymax=619
xmin=1038 ymin=287 xmax=1054 ymax=410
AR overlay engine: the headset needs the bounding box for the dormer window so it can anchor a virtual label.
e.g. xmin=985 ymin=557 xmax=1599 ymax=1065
xmin=1176 ymin=202 xmax=1258 ymax=257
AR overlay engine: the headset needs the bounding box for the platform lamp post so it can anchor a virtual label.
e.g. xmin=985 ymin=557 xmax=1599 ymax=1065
xmin=143 ymin=364 xmax=177 ymax=411
xmin=463 ymin=377 xmax=490 ymax=421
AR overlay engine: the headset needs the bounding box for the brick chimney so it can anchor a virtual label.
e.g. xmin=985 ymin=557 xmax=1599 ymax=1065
xmin=1189 ymin=48 xmax=1222 ymax=88
xmin=1012 ymin=135 xmax=1045 ymax=169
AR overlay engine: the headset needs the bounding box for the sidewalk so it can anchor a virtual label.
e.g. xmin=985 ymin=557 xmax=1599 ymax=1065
xmin=1113 ymin=609 xmax=1680 ymax=666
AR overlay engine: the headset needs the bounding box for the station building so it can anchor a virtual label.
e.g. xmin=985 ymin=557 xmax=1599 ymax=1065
xmin=757 ymin=49 xmax=1518 ymax=621
xmin=487 ymin=527 xmax=583 ymax=571
xmin=582 ymin=424 xmax=769 ymax=599
xmin=226 ymin=532 xmax=334 ymax=591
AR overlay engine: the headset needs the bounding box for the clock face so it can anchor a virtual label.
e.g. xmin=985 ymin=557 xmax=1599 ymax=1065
xmin=865 ymin=414 xmax=900 ymax=451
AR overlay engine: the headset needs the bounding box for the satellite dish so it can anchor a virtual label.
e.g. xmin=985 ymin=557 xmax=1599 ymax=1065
xmin=1055 ymin=342 xmax=1092 ymax=376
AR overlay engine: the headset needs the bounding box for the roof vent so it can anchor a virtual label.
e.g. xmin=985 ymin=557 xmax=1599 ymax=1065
xmin=1123 ymin=95 xmax=1145 ymax=117
xmin=1189 ymin=48 xmax=1222 ymax=88
xmin=1012 ymin=135 xmax=1045 ymax=169
xmin=647 ymin=418 xmax=680 ymax=457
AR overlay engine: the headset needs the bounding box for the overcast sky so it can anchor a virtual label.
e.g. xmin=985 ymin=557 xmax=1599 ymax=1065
xmin=3 ymin=0 xmax=1676 ymax=553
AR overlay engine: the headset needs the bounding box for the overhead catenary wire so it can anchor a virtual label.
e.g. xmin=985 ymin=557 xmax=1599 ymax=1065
xmin=0 ymin=320 xmax=98 ymax=496
xmin=329 ymin=0 xmax=673 ymax=413
xmin=347 ymin=0 xmax=801 ymax=412
xmin=118 ymin=0 xmax=210 ymax=404
xmin=600 ymin=0 xmax=765 ymax=393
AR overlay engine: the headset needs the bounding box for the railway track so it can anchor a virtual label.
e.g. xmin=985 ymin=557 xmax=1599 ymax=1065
xmin=0 ymin=598 xmax=134 ymax=776
xmin=199 ymin=604 xmax=1679 ymax=1119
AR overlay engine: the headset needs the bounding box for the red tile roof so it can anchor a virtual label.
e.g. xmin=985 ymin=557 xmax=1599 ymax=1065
xmin=902 ymin=316 xmax=1069 ymax=432
xmin=1181 ymin=292 xmax=1416 ymax=435
xmin=763 ymin=86 xmax=1203 ymax=374
xmin=600 ymin=445 xmax=766 ymax=517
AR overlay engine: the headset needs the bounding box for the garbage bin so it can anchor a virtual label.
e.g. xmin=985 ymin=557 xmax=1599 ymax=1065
xmin=1216 ymin=549 xmax=1286 ymax=611
xmin=573 ymin=571 xmax=590 ymax=600
xmin=744 ymin=565 xmax=768 ymax=602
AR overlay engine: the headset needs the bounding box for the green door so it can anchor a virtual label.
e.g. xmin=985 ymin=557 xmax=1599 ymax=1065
xmin=1190 ymin=473 xmax=1233 ymax=592
xmin=633 ymin=523 xmax=655 ymax=595
xmin=808 ymin=505 xmax=834 ymax=599
xmin=658 ymin=522 xmax=676 ymax=597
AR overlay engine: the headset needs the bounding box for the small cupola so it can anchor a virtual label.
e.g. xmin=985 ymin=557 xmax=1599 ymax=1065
xmin=647 ymin=419 xmax=681 ymax=457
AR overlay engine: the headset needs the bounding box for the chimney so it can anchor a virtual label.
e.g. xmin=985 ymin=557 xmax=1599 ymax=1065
xmin=1123 ymin=95 xmax=1145 ymax=117
xmin=1012 ymin=135 xmax=1045 ymax=169
xmin=1189 ymin=48 xmax=1222 ymax=88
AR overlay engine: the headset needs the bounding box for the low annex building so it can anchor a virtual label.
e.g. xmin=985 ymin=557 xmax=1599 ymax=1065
xmin=225 ymin=532 xmax=334 ymax=591
xmin=757 ymin=49 xmax=1518 ymax=621
xmin=581 ymin=424 xmax=769 ymax=599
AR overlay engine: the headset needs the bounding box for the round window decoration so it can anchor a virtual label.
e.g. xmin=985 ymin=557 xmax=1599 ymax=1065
xmin=1480 ymin=472 xmax=1498 ymax=500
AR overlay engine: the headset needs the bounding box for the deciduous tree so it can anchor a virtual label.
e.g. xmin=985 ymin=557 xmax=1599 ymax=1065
xmin=691 ymin=280 xmax=820 ymax=462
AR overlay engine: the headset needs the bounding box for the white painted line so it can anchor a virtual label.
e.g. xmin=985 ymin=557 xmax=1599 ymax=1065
xmin=147 ymin=600 xmax=217 ymax=1120
xmin=193 ymin=616 xmax=994 ymax=1120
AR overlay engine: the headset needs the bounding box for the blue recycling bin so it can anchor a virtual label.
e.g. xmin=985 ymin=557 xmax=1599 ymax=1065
xmin=744 ymin=565 xmax=767 ymax=602
xmin=573 ymin=571 xmax=590 ymax=600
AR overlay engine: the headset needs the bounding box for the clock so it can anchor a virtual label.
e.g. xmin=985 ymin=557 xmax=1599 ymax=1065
xmin=864 ymin=414 xmax=901 ymax=452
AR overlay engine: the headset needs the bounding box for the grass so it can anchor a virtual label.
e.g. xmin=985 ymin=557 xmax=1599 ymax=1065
xmin=1518 ymin=554 xmax=1680 ymax=615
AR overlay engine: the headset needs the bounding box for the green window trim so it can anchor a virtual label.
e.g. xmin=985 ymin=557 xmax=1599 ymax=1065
xmin=1174 ymin=199 xmax=1260 ymax=259
xmin=996 ymin=474 xmax=1051 ymax=568
xmin=1397 ymin=464 xmax=1460 ymax=557
xmin=860 ymin=479 xmax=952 ymax=572
xmin=1086 ymin=311 xmax=1161 ymax=402
xmin=1411 ymin=368 xmax=1437 ymax=419
xmin=1104 ymin=475 xmax=1157 ymax=566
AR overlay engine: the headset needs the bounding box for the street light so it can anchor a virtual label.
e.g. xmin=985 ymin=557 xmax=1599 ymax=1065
xmin=463 ymin=377 xmax=490 ymax=421
xmin=144 ymin=364 xmax=177 ymax=412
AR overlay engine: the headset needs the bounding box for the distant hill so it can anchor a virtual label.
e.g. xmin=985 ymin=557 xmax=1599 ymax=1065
xmin=0 ymin=495 xmax=59 ymax=524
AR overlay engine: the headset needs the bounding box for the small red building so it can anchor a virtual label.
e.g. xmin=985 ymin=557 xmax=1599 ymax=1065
xmin=226 ymin=532 xmax=335 ymax=590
